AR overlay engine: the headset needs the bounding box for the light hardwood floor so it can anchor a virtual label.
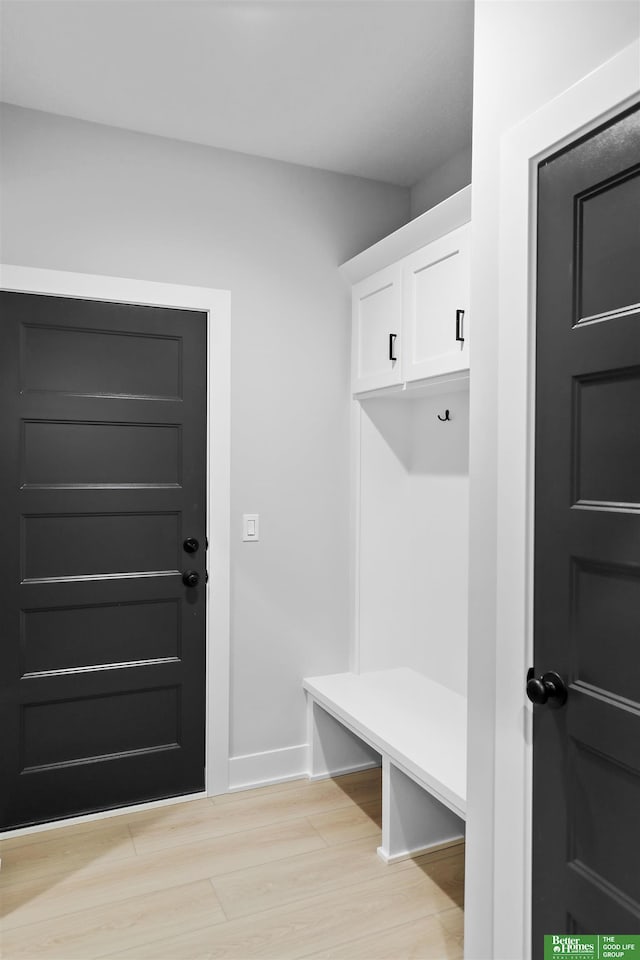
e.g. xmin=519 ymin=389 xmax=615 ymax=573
xmin=0 ymin=769 xmax=464 ymax=959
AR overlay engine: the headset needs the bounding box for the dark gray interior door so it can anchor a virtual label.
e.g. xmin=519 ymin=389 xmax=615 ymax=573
xmin=0 ymin=292 xmax=207 ymax=830
xmin=532 ymin=103 xmax=640 ymax=951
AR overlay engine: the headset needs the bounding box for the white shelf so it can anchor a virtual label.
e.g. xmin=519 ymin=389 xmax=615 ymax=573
xmin=354 ymin=369 xmax=469 ymax=402
xmin=304 ymin=668 xmax=467 ymax=819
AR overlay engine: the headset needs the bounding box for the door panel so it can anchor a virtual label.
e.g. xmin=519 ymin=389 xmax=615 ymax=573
xmin=22 ymin=598 xmax=180 ymax=674
xmin=576 ymin=169 xmax=640 ymax=320
xmin=572 ymin=560 xmax=640 ymax=703
xmin=574 ymin=368 xmax=640 ymax=506
xmin=0 ymin=292 xmax=207 ymax=830
xmin=22 ymin=685 xmax=180 ymax=769
xmin=23 ymin=512 xmax=180 ymax=579
xmin=22 ymin=420 xmax=182 ymax=487
xmin=533 ymin=103 xmax=640 ymax=948
xmin=21 ymin=318 xmax=183 ymax=398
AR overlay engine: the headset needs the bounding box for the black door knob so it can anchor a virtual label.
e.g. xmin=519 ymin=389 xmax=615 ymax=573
xmin=526 ymin=669 xmax=568 ymax=708
xmin=183 ymin=538 xmax=199 ymax=554
xmin=182 ymin=570 xmax=199 ymax=587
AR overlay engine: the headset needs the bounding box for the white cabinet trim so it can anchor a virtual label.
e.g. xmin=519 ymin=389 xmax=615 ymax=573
xmin=340 ymin=185 xmax=471 ymax=286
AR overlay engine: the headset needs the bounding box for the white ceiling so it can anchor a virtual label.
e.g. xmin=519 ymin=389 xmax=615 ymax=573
xmin=0 ymin=0 xmax=474 ymax=187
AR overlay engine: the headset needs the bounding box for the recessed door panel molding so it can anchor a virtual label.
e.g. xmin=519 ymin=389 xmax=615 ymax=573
xmin=20 ymin=686 xmax=181 ymax=771
xmin=575 ymin=166 xmax=640 ymax=323
xmin=22 ymin=420 xmax=182 ymax=488
xmin=571 ymin=559 xmax=640 ymax=704
xmin=566 ymin=863 xmax=639 ymax=935
xmin=19 ymin=316 xmax=183 ymax=400
xmin=21 ymin=598 xmax=181 ymax=676
xmin=568 ymin=742 xmax=640 ymax=907
xmin=22 ymin=512 xmax=180 ymax=581
xmin=572 ymin=368 xmax=640 ymax=508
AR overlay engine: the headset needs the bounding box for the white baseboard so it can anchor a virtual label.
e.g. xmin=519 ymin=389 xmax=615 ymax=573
xmin=227 ymin=744 xmax=308 ymax=792
xmin=307 ymin=760 xmax=381 ymax=782
xmin=376 ymin=836 xmax=464 ymax=865
xmin=228 ymin=744 xmax=381 ymax=793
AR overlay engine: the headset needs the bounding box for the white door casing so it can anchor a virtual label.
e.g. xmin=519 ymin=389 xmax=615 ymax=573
xmin=493 ymin=40 xmax=640 ymax=958
xmin=0 ymin=264 xmax=231 ymax=834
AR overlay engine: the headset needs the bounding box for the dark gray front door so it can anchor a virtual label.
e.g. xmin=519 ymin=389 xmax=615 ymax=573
xmin=532 ymin=103 xmax=640 ymax=951
xmin=0 ymin=292 xmax=207 ymax=830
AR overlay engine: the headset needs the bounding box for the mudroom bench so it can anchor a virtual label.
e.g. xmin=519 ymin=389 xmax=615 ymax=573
xmin=304 ymin=668 xmax=466 ymax=863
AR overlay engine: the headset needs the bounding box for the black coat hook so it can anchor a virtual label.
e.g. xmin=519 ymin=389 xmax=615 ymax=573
xmin=437 ymin=409 xmax=451 ymax=422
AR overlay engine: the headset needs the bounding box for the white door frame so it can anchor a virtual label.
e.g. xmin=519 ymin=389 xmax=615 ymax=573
xmin=493 ymin=41 xmax=639 ymax=958
xmin=0 ymin=264 xmax=231 ymax=833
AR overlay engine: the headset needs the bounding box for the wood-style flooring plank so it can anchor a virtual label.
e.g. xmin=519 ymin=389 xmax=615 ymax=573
xmin=1 ymin=818 xmax=326 ymax=931
xmin=211 ymin=837 xmax=461 ymax=923
xmin=302 ymin=907 xmax=465 ymax=959
xmin=0 ymin=811 xmax=132 ymax=852
xmin=128 ymin=775 xmax=381 ymax=855
xmin=0 ymin=823 xmax=136 ymax=888
xmin=211 ymin=836 xmax=394 ymax=920
xmin=1 ymin=879 xmax=225 ymax=960
xmin=104 ymin=861 xmax=463 ymax=960
xmin=213 ymin=768 xmax=382 ymax=807
xmin=0 ymin=770 xmax=464 ymax=960
xmin=307 ymin=798 xmax=382 ymax=845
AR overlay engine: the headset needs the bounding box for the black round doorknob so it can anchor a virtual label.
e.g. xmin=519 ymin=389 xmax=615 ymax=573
xmin=526 ymin=670 xmax=567 ymax=708
xmin=183 ymin=538 xmax=199 ymax=554
xmin=182 ymin=570 xmax=199 ymax=587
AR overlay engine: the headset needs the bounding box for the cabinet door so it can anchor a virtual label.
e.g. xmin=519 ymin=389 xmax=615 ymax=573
xmin=402 ymin=223 xmax=470 ymax=383
xmin=352 ymin=263 xmax=403 ymax=394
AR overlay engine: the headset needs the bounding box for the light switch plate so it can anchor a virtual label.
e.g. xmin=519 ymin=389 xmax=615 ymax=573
xmin=242 ymin=513 xmax=259 ymax=542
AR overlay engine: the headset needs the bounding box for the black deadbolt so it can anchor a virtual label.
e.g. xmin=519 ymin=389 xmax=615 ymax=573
xmin=183 ymin=538 xmax=199 ymax=554
xmin=182 ymin=570 xmax=199 ymax=587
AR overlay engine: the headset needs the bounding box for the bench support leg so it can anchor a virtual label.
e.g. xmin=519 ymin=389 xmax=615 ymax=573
xmin=378 ymin=758 xmax=464 ymax=864
xmin=306 ymin=697 xmax=381 ymax=781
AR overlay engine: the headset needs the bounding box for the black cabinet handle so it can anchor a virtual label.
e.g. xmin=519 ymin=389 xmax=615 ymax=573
xmin=389 ymin=333 xmax=397 ymax=362
xmin=456 ymin=310 xmax=465 ymax=344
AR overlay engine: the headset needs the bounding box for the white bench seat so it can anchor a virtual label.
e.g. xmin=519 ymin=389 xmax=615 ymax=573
xmin=304 ymin=668 xmax=466 ymax=862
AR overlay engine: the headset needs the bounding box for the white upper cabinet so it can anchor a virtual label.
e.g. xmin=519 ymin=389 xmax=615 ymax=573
xmin=402 ymin=223 xmax=470 ymax=383
xmin=351 ymin=262 xmax=403 ymax=394
xmin=343 ymin=186 xmax=472 ymax=397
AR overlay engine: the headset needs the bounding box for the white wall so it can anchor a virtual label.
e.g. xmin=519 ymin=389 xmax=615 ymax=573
xmin=0 ymin=104 xmax=410 ymax=785
xmin=410 ymin=145 xmax=472 ymax=219
xmin=466 ymin=2 xmax=640 ymax=957
xmin=358 ymin=392 xmax=469 ymax=695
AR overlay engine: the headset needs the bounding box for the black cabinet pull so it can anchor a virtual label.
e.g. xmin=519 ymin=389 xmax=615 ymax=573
xmin=389 ymin=333 xmax=397 ymax=362
xmin=456 ymin=309 xmax=465 ymax=344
